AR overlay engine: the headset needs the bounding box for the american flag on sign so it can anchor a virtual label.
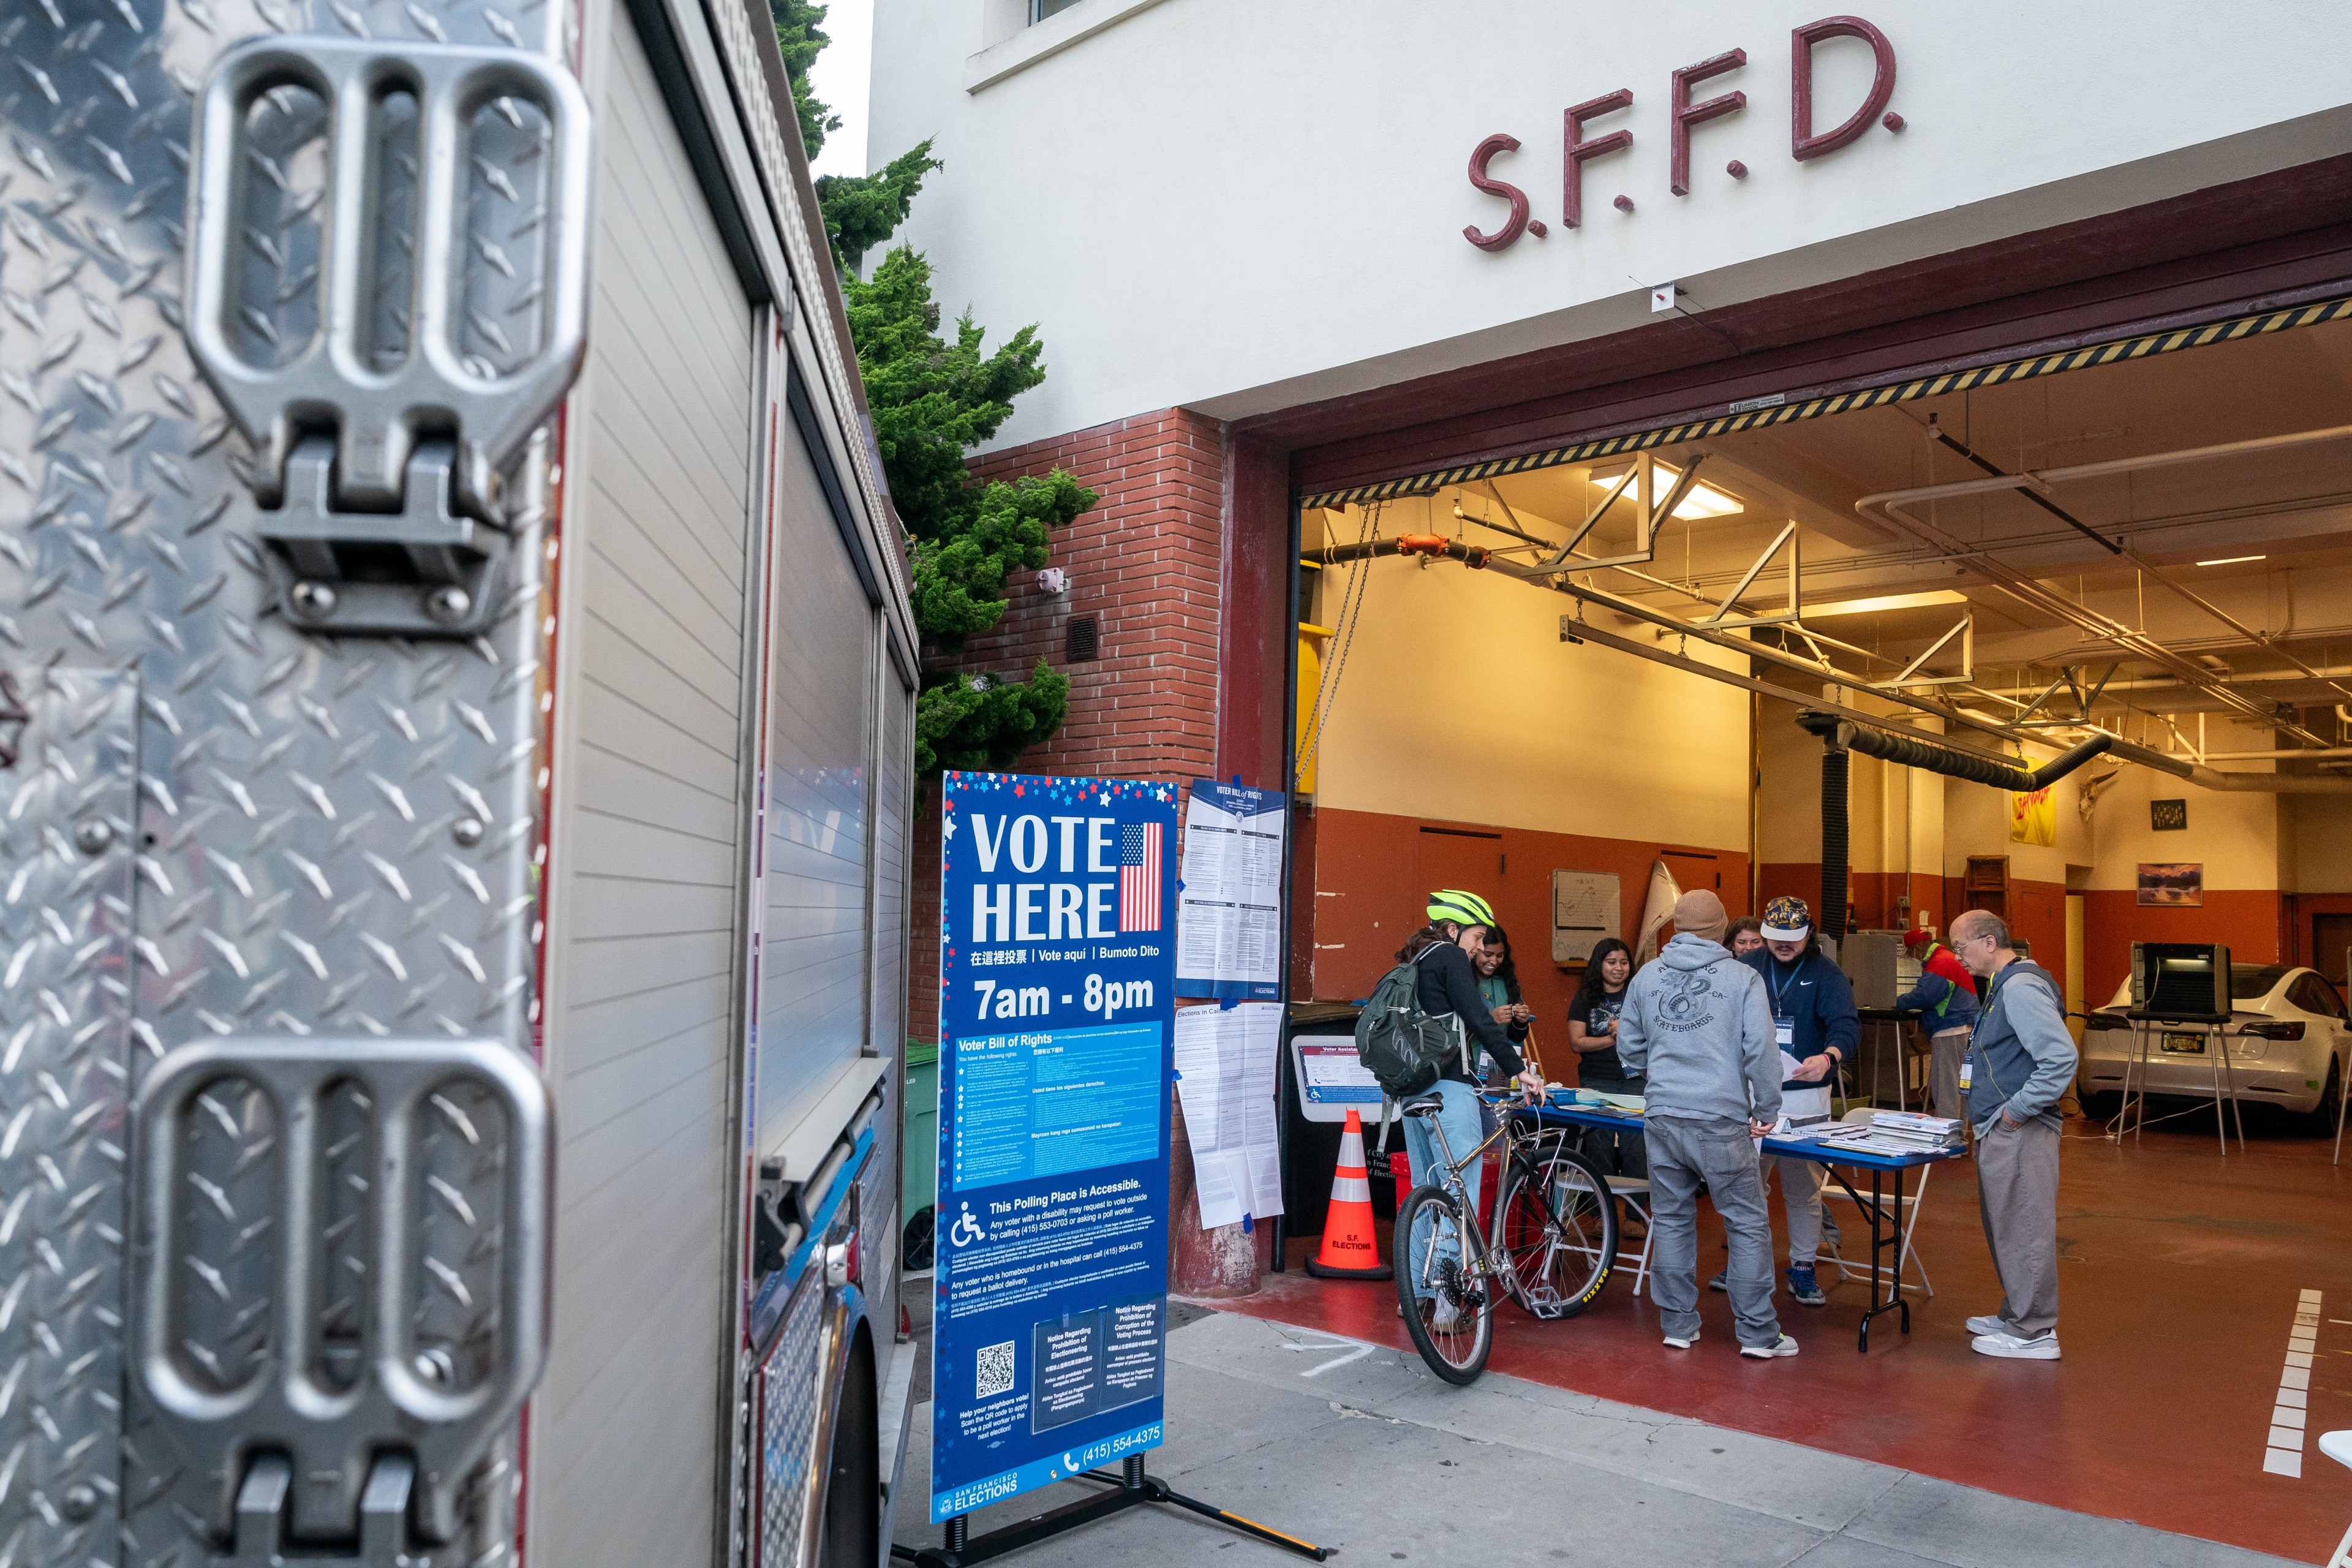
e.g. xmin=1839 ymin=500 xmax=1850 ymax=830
xmin=1119 ymin=822 xmax=1162 ymax=932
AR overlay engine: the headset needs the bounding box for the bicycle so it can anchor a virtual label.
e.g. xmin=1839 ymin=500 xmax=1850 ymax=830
xmin=1392 ymin=1089 xmax=1619 ymax=1384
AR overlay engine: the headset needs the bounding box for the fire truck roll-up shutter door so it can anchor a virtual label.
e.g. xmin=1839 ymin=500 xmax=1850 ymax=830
xmin=755 ymin=446 xmax=880 ymax=1158
xmin=861 ymin=673 xmax=914 ymax=1313
xmin=528 ymin=9 xmax=757 ymax=1564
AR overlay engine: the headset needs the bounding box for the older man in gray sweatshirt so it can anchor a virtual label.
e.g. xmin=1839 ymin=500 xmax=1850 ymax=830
xmin=1618 ymin=889 xmax=1794 ymax=1359
xmin=1950 ymin=908 xmax=2077 ymax=1361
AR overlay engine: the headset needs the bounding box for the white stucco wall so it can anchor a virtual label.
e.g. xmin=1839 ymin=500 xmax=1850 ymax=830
xmin=869 ymin=0 xmax=2352 ymax=450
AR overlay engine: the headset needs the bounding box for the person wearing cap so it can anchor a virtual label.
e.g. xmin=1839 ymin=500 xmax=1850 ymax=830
xmin=1616 ymin=888 xmax=1798 ymax=1360
xmin=1733 ymin=895 xmax=1860 ymax=1309
xmin=1394 ymin=891 xmax=1547 ymax=1325
xmin=1951 ymin=908 xmax=2074 ymax=1360
xmin=1899 ymin=927 xmax=1981 ymax=1123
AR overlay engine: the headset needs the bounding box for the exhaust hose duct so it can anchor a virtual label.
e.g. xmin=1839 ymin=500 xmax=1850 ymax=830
xmin=1826 ymin=718 xmax=2114 ymax=792
xmin=1820 ymin=743 xmax=1850 ymax=942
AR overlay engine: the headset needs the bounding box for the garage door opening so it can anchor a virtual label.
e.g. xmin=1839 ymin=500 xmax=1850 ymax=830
xmin=1262 ymin=296 xmax=2352 ymax=1562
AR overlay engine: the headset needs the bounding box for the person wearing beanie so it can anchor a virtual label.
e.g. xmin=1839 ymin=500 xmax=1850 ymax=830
xmin=1732 ymin=895 xmax=1861 ymax=1309
xmin=1900 ymin=925 xmax=1981 ymax=1122
xmin=1616 ymin=888 xmax=1799 ymax=1360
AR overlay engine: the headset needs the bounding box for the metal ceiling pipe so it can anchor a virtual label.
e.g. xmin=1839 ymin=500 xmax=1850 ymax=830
xmin=1850 ymin=492 xmax=2328 ymax=745
xmin=1546 ymin=594 xmax=2352 ymax=791
xmin=1854 ymin=423 xmax=2352 ymax=747
xmin=1310 ymin=535 xmax=1491 ymax=568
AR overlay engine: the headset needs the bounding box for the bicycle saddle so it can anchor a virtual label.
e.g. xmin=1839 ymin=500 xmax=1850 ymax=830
xmin=1399 ymin=1094 xmax=1446 ymax=1117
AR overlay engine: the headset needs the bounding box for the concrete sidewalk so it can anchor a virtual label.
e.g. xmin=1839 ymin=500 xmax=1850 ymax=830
xmin=891 ymin=1307 xmax=2302 ymax=1567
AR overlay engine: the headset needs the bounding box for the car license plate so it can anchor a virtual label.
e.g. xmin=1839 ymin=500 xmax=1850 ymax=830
xmin=2160 ymin=1032 xmax=2206 ymax=1054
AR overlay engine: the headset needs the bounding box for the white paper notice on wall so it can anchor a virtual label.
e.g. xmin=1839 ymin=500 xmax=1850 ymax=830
xmin=1553 ymin=869 xmax=1623 ymax=965
xmin=1175 ymin=781 xmax=1288 ymax=1000
xmin=1172 ymin=1002 xmax=1286 ymax=1231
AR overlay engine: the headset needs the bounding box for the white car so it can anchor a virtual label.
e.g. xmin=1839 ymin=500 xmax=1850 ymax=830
xmin=2078 ymin=963 xmax=2349 ymax=1131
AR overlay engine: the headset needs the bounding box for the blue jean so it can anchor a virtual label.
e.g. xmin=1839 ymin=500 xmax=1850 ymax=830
xmin=1400 ymin=1079 xmax=1485 ymax=1273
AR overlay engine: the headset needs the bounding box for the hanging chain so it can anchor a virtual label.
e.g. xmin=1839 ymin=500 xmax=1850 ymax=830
xmin=1298 ymin=500 xmax=1381 ymax=777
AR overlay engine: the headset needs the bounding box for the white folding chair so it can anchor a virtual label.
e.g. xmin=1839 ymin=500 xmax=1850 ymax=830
xmin=2324 ymin=1430 xmax=2352 ymax=1568
xmin=1819 ymin=1107 xmax=1935 ymax=1296
xmin=1607 ymin=1176 xmax=1656 ymax=1297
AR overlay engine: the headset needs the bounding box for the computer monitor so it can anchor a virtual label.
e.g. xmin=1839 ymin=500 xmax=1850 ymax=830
xmin=2127 ymin=943 xmax=2231 ymax=1024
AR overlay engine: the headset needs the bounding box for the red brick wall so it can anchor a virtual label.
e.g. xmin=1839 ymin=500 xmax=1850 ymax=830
xmin=907 ymin=409 xmax=1230 ymax=1045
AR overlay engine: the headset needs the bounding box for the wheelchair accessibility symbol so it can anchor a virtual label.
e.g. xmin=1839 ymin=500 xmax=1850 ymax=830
xmin=948 ymin=1203 xmax=987 ymax=1248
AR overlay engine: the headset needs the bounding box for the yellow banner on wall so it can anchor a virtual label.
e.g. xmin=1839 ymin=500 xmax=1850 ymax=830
xmin=2010 ymin=785 xmax=2057 ymax=847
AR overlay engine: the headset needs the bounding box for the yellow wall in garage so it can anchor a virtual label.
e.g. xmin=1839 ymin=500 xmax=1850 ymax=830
xmin=1306 ymin=497 xmax=1751 ymax=851
xmin=2081 ymin=722 xmax=2280 ymax=892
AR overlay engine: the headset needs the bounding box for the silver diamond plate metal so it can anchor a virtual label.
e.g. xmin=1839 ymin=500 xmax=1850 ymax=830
xmin=127 ymin=1036 xmax=551 ymax=1550
xmin=756 ymin=1275 xmax=825 ymax=1568
xmin=2 ymin=0 xmax=569 ymax=1558
xmin=0 ymin=667 xmax=140 ymax=1568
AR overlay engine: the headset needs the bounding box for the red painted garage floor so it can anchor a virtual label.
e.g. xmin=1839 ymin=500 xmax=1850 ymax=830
xmin=1215 ymin=1112 xmax=2352 ymax=1563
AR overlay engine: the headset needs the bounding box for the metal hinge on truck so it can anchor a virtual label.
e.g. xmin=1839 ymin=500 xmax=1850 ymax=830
xmin=183 ymin=36 xmax=591 ymax=638
xmin=128 ymin=1039 xmax=552 ymax=1564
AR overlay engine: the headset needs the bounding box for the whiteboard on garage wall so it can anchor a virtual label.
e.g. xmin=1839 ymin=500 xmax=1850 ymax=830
xmin=1552 ymin=870 xmax=1621 ymax=965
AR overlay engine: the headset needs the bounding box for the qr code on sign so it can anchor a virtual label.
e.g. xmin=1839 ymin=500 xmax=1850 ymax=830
xmin=975 ymin=1341 xmax=1017 ymax=1400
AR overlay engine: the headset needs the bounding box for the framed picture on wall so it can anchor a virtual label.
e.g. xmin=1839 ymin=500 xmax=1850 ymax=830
xmin=2150 ymin=799 xmax=2188 ymax=832
xmin=2136 ymin=862 xmax=2203 ymax=907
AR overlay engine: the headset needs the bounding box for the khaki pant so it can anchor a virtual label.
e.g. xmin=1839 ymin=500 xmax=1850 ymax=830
xmin=1976 ymin=1115 xmax=2061 ymax=1338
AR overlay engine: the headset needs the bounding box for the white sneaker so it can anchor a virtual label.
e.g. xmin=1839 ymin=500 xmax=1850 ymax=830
xmin=1662 ymin=1329 xmax=1699 ymax=1350
xmin=1432 ymin=1297 xmax=1462 ymax=1333
xmin=1972 ymin=1330 xmax=2060 ymax=1360
xmin=1964 ymin=1314 xmax=2006 ymax=1338
xmin=1740 ymin=1334 xmax=1800 ymax=1360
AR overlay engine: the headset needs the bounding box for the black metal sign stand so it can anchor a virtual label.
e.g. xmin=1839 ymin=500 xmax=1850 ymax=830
xmin=891 ymin=1454 xmax=1331 ymax=1566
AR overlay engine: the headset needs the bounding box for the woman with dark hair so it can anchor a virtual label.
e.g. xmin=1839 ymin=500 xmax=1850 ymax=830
xmin=1728 ymin=916 xmax=1765 ymax=959
xmin=1569 ymin=937 xmax=1644 ymax=1177
xmin=1474 ymin=923 xmax=1534 ymax=1072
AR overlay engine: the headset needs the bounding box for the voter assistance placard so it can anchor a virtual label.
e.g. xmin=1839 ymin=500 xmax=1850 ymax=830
xmin=930 ymin=771 xmax=1177 ymax=1523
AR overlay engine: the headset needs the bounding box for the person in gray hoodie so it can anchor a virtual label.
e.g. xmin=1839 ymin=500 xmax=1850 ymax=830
xmin=1617 ymin=889 xmax=1796 ymax=1359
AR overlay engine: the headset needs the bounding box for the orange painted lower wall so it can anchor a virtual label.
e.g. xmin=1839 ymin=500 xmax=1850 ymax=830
xmin=1302 ymin=806 xmax=1749 ymax=1066
xmin=2078 ymin=889 xmax=2283 ymax=1008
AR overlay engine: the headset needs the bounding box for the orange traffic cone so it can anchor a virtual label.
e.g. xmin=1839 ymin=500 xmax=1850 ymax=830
xmin=1305 ymin=1107 xmax=1392 ymax=1280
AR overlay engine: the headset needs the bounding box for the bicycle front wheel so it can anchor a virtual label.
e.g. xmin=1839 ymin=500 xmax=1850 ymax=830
xmin=1394 ymin=1183 xmax=1493 ymax=1384
xmin=1496 ymin=1144 xmax=1618 ymax=1320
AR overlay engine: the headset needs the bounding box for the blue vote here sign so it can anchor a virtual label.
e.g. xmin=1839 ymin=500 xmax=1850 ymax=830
xmin=930 ymin=771 xmax=1177 ymax=1523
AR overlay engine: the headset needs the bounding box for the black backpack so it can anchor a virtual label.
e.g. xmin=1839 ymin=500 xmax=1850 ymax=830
xmin=1354 ymin=944 xmax=1468 ymax=1101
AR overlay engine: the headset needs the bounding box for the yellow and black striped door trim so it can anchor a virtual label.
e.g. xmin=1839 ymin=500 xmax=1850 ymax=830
xmin=1297 ymin=293 xmax=2352 ymax=512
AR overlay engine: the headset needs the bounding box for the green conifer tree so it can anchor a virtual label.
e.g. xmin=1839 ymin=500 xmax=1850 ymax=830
xmin=772 ymin=4 xmax=1096 ymax=775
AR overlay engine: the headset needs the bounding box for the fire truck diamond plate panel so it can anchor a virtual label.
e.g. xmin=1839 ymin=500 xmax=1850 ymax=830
xmin=5 ymin=0 xmax=567 ymax=1556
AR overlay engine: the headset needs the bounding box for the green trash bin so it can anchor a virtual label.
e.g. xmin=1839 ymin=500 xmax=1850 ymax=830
xmin=902 ymin=1038 xmax=939 ymax=1267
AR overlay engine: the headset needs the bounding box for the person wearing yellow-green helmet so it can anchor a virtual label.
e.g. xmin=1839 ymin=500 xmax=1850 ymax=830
xmin=1426 ymin=889 xmax=1496 ymax=929
xmin=1390 ymin=888 xmax=1545 ymax=1319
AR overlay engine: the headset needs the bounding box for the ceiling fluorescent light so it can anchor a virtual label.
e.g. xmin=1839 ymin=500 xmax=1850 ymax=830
xmin=1800 ymin=589 xmax=1970 ymax=619
xmin=2195 ymin=554 xmax=2266 ymax=567
xmin=1591 ymin=463 xmax=1743 ymax=519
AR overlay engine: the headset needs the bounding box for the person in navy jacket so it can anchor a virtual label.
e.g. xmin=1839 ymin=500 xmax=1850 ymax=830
xmin=1900 ymin=927 xmax=1981 ymax=1122
xmin=1732 ymin=896 xmax=1860 ymax=1307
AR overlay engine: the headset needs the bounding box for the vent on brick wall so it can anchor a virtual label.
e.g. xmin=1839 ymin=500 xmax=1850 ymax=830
xmin=1066 ymin=615 xmax=1099 ymax=662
